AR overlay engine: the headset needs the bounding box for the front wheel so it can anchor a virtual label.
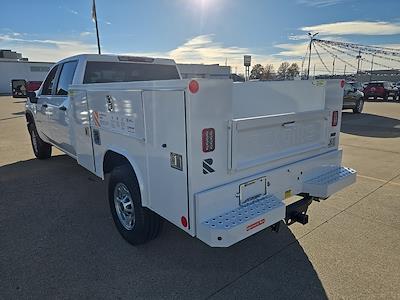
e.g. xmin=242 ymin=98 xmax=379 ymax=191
xmin=28 ymin=123 xmax=52 ymax=159
xmin=353 ymin=98 xmax=364 ymax=114
xmin=108 ymin=165 xmax=162 ymax=245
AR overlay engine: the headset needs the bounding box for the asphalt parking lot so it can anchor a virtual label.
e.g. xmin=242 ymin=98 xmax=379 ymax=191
xmin=1 ymin=95 xmax=399 ymax=299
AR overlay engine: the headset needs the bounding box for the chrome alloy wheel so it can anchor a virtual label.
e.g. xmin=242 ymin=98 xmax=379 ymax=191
xmin=114 ymin=183 xmax=135 ymax=230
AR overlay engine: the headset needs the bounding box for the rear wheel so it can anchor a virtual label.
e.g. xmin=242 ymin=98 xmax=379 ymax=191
xmin=383 ymin=93 xmax=388 ymax=101
xmin=28 ymin=122 xmax=52 ymax=159
xmin=353 ymin=98 xmax=364 ymax=114
xmin=108 ymin=164 xmax=162 ymax=245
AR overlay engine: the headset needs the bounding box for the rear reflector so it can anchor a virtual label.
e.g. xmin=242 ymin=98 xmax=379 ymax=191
xmin=189 ymin=80 xmax=199 ymax=94
xmin=202 ymin=128 xmax=215 ymax=152
xmin=181 ymin=216 xmax=188 ymax=228
xmin=332 ymin=111 xmax=338 ymax=127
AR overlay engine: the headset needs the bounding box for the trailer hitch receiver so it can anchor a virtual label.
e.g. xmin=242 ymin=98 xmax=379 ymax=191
xmin=285 ymin=194 xmax=313 ymax=226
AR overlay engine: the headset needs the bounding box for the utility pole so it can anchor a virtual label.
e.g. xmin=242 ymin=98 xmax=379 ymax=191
xmin=313 ymin=64 xmax=316 ymax=78
xmin=356 ymin=50 xmax=362 ymax=74
xmin=332 ymin=56 xmax=336 ymax=75
xmin=343 ymin=64 xmax=347 ymax=76
xmin=306 ymin=32 xmax=319 ymax=80
xmin=370 ymin=54 xmax=375 ymax=81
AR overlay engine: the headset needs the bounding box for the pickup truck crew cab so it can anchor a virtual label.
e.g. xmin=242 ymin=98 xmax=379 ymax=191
xmin=26 ymin=54 xmax=356 ymax=247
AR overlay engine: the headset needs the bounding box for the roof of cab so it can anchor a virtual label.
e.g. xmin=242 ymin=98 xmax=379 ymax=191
xmin=57 ymin=54 xmax=176 ymax=65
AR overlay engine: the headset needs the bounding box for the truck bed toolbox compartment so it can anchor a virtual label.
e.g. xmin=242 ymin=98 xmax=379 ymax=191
xmin=229 ymin=110 xmax=329 ymax=172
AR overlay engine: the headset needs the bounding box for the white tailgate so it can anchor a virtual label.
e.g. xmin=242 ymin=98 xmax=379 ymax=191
xmin=229 ymin=110 xmax=329 ymax=171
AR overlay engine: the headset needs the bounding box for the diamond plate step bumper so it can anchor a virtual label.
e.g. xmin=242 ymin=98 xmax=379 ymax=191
xmin=303 ymin=166 xmax=357 ymax=198
xmin=197 ymin=195 xmax=285 ymax=247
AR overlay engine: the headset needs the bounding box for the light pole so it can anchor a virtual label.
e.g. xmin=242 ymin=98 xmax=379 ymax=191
xmin=306 ymin=32 xmax=319 ymax=80
xmin=356 ymin=50 xmax=362 ymax=74
xmin=332 ymin=56 xmax=336 ymax=76
xmin=369 ymin=54 xmax=375 ymax=82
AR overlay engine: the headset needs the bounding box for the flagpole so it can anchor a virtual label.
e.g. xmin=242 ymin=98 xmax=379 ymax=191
xmin=92 ymin=0 xmax=101 ymax=54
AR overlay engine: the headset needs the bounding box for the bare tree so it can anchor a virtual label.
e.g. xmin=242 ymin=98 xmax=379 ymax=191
xmin=287 ymin=63 xmax=300 ymax=79
xmin=277 ymin=62 xmax=290 ymax=80
xmin=263 ymin=64 xmax=275 ymax=80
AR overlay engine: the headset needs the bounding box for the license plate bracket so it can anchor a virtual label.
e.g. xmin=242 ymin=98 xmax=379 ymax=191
xmin=239 ymin=177 xmax=267 ymax=206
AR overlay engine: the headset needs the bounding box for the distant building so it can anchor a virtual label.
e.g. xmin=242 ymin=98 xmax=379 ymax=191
xmin=0 ymin=50 xmax=24 ymax=60
xmin=0 ymin=50 xmax=54 ymax=94
xmin=177 ymin=63 xmax=231 ymax=79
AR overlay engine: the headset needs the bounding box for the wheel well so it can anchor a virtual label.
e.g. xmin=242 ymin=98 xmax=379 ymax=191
xmin=103 ymin=151 xmax=131 ymax=174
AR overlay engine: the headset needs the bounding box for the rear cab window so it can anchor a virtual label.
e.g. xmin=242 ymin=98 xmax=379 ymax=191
xmin=83 ymin=61 xmax=180 ymax=84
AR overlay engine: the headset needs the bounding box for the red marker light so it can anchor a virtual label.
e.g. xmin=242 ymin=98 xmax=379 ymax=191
xmin=332 ymin=110 xmax=338 ymax=126
xmin=181 ymin=216 xmax=188 ymax=228
xmin=189 ymin=80 xmax=199 ymax=94
xmin=340 ymin=80 xmax=345 ymax=88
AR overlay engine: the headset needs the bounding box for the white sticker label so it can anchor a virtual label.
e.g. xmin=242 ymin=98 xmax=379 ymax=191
xmin=93 ymin=111 xmax=136 ymax=137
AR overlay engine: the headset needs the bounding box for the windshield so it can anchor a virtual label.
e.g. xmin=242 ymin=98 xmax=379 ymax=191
xmin=83 ymin=61 xmax=180 ymax=84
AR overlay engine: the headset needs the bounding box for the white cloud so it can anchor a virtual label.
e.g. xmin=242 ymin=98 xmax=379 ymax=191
xmin=124 ymin=34 xmax=293 ymax=72
xmin=297 ymin=0 xmax=345 ymax=7
xmin=80 ymin=31 xmax=93 ymax=37
xmin=302 ymin=21 xmax=400 ymax=36
xmin=0 ymin=34 xmax=96 ymax=62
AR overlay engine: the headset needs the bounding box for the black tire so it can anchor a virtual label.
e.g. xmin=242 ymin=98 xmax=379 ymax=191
xmin=353 ymin=98 xmax=364 ymax=114
xmin=28 ymin=122 xmax=52 ymax=159
xmin=383 ymin=93 xmax=388 ymax=101
xmin=108 ymin=164 xmax=162 ymax=245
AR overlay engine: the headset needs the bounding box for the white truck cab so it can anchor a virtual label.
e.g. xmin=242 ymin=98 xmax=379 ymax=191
xmin=26 ymin=54 xmax=356 ymax=247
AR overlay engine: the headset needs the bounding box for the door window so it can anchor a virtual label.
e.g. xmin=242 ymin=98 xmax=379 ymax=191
xmin=56 ymin=61 xmax=78 ymax=95
xmin=41 ymin=66 xmax=59 ymax=95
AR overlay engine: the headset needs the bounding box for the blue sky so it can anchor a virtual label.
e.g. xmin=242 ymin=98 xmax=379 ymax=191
xmin=1 ymin=0 xmax=400 ymax=73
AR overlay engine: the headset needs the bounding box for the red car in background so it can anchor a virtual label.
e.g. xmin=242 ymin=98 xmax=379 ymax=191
xmin=26 ymin=81 xmax=42 ymax=92
xmin=364 ymin=81 xmax=399 ymax=101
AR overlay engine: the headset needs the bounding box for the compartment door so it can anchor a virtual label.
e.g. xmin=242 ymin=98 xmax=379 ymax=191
xmin=70 ymin=89 xmax=96 ymax=173
xmin=143 ymin=90 xmax=189 ymax=229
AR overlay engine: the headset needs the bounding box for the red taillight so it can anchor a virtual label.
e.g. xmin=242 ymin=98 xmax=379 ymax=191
xmin=202 ymin=128 xmax=215 ymax=152
xmin=332 ymin=111 xmax=338 ymax=127
xmin=340 ymin=80 xmax=345 ymax=88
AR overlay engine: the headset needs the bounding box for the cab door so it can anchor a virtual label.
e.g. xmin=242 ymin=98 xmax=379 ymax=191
xmin=35 ymin=65 xmax=59 ymax=141
xmin=48 ymin=60 xmax=78 ymax=156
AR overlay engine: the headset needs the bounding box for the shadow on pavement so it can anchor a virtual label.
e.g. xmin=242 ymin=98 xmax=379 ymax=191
xmin=341 ymin=112 xmax=400 ymax=138
xmin=0 ymin=155 xmax=327 ymax=299
xmin=12 ymin=111 xmax=25 ymax=116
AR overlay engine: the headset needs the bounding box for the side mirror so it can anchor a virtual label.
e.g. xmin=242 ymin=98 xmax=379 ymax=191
xmin=27 ymin=91 xmax=38 ymax=103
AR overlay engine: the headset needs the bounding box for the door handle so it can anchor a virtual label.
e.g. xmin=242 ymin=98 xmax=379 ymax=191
xmin=42 ymin=103 xmax=48 ymax=108
xmin=282 ymin=121 xmax=296 ymax=128
xmin=59 ymin=106 xmax=67 ymax=111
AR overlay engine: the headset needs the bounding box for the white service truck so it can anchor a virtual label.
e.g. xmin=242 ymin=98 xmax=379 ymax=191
xmin=25 ymin=54 xmax=356 ymax=247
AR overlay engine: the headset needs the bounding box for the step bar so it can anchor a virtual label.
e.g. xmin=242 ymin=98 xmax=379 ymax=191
xmin=197 ymin=195 xmax=285 ymax=247
xmin=303 ymin=166 xmax=356 ymax=198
